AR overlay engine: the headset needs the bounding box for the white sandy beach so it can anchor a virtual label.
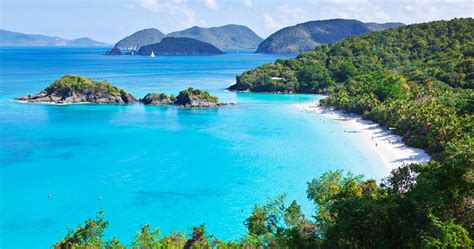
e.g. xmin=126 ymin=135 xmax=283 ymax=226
xmin=297 ymin=101 xmax=431 ymax=171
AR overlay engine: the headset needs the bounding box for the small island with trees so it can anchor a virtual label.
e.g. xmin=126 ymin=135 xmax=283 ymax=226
xmin=15 ymin=75 xmax=137 ymax=104
xmin=16 ymin=75 xmax=226 ymax=108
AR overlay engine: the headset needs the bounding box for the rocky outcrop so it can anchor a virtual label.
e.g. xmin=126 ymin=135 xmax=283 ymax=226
xmin=174 ymin=88 xmax=224 ymax=107
xmin=105 ymin=47 xmax=122 ymax=56
xmin=140 ymin=88 xmax=225 ymax=108
xmin=16 ymin=75 xmax=137 ymax=104
xmin=140 ymin=93 xmax=175 ymax=105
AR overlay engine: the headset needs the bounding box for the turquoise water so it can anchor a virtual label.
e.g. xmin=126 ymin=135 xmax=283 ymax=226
xmin=0 ymin=47 xmax=388 ymax=248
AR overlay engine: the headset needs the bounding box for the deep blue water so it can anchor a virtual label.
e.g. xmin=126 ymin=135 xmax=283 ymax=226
xmin=0 ymin=47 xmax=387 ymax=248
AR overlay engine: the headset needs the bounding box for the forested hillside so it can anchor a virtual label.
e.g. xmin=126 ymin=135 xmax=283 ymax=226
xmin=255 ymin=19 xmax=403 ymax=54
xmin=168 ymin=24 xmax=263 ymax=50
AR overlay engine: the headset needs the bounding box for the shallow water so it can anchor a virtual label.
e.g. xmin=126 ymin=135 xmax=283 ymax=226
xmin=0 ymin=47 xmax=387 ymax=248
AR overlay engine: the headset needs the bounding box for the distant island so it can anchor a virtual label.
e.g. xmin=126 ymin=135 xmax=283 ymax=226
xmin=167 ymin=24 xmax=263 ymax=50
xmin=0 ymin=29 xmax=106 ymax=47
xmin=256 ymin=19 xmax=404 ymax=54
xmin=104 ymin=47 xmax=122 ymax=56
xmin=114 ymin=28 xmax=166 ymax=51
xmin=137 ymin=37 xmax=224 ymax=56
xmin=106 ymin=24 xmax=261 ymax=55
xmin=16 ymin=75 xmax=136 ymax=104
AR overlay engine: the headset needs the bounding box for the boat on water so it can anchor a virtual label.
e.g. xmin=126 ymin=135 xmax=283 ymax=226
xmin=150 ymin=51 xmax=155 ymax=57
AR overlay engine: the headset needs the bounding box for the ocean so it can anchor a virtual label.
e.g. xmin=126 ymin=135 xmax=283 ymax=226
xmin=0 ymin=47 xmax=388 ymax=248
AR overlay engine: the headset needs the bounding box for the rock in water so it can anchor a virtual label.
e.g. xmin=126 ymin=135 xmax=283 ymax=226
xmin=174 ymin=88 xmax=224 ymax=107
xmin=140 ymin=93 xmax=175 ymax=105
xmin=140 ymin=88 xmax=225 ymax=108
xmin=16 ymin=75 xmax=137 ymax=104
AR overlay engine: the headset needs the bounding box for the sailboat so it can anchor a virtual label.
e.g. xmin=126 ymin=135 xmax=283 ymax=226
xmin=150 ymin=51 xmax=155 ymax=58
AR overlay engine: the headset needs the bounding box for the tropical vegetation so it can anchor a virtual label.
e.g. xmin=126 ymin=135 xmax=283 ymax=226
xmin=176 ymin=87 xmax=219 ymax=103
xmin=138 ymin=37 xmax=224 ymax=56
xmin=168 ymin=24 xmax=263 ymax=50
xmin=48 ymin=75 xmax=125 ymax=97
xmin=55 ymin=18 xmax=473 ymax=248
xmin=255 ymin=19 xmax=403 ymax=54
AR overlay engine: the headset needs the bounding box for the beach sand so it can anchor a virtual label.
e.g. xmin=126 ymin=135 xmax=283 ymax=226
xmin=297 ymin=101 xmax=431 ymax=171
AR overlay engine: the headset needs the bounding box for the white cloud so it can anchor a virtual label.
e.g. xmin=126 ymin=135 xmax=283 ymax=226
xmin=263 ymin=12 xmax=281 ymax=29
xmin=306 ymin=0 xmax=473 ymax=24
xmin=278 ymin=4 xmax=308 ymax=20
xmin=204 ymin=0 xmax=219 ymax=11
xmin=244 ymin=0 xmax=253 ymax=8
xmin=260 ymin=4 xmax=309 ymax=32
xmin=136 ymin=0 xmax=199 ymax=29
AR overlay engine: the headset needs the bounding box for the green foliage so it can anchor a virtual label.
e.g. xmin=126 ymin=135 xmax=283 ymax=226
xmin=244 ymin=194 xmax=319 ymax=248
xmin=256 ymin=19 xmax=403 ymax=54
xmin=167 ymin=24 xmax=263 ymax=50
xmin=422 ymin=214 xmax=472 ymax=248
xmin=140 ymin=92 xmax=176 ymax=105
xmin=233 ymin=18 xmax=474 ymax=92
xmin=233 ymin=18 xmax=474 ymax=247
xmin=297 ymin=63 xmax=335 ymax=93
xmin=56 ymin=19 xmax=473 ymax=248
xmin=53 ymin=210 xmax=109 ymax=249
xmin=130 ymin=224 xmax=189 ymax=248
xmin=176 ymin=87 xmax=219 ymax=103
xmin=138 ymin=37 xmax=224 ymax=55
xmin=49 ymin=75 xmax=123 ymax=97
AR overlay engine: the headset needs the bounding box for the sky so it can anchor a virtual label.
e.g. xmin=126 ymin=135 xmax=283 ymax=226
xmin=0 ymin=0 xmax=473 ymax=44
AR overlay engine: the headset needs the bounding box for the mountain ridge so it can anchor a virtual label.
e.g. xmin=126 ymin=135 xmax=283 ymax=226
xmin=167 ymin=24 xmax=263 ymax=50
xmin=0 ymin=29 xmax=106 ymax=46
xmin=137 ymin=37 xmax=224 ymax=55
xmin=114 ymin=28 xmax=166 ymax=50
xmin=256 ymin=19 xmax=404 ymax=54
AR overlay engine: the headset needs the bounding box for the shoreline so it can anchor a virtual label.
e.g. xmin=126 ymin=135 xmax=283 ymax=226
xmin=297 ymin=101 xmax=431 ymax=171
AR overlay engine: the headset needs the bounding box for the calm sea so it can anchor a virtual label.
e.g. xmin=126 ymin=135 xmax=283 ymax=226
xmin=0 ymin=47 xmax=387 ymax=248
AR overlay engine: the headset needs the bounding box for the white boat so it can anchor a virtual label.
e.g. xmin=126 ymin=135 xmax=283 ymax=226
xmin=150 ymin=51 xmax=155 ymax=57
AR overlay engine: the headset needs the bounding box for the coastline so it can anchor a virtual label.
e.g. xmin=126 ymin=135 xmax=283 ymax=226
xmin=297 ymin=101 xmax=431 ymax=171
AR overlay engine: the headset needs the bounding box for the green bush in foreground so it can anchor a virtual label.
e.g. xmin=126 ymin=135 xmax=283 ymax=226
xmin=54 ymin=167 xmax=472 ymax=248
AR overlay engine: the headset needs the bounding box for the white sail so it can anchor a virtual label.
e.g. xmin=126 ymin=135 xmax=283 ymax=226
xmin=150 ymin=51 xmax=155 ymax=57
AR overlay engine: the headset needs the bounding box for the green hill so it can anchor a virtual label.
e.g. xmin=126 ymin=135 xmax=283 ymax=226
xmin=255 ymin=19 xmax=403 ymax=54
xmin=137 ymin=37 xmax=224 ymax=55
xmin=167 ymin=24 xmax=263 ymax=50
xmin=228 ymin=18 xmax=473 ymax=246
xmin=114 ymin=28 xmax=166 ymax=50
xmin=0 ymin=29 xmax=106 ymax=46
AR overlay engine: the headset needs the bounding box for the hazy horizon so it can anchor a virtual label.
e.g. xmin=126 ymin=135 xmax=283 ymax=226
xmin=1 ymin=0 xmax=473 ymax=44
